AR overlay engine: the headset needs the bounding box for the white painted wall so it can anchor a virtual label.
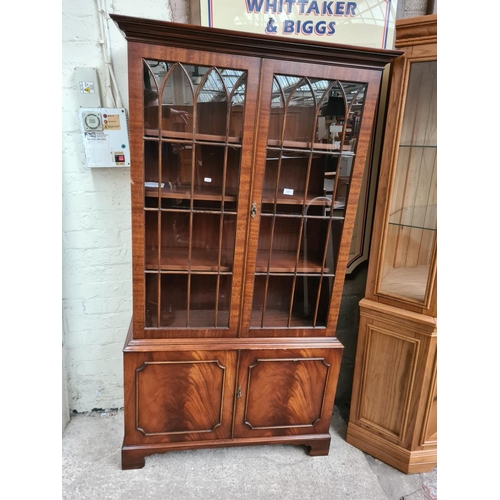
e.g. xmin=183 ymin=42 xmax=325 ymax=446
xmin=62 ymin=0 xmax=188 ymax=415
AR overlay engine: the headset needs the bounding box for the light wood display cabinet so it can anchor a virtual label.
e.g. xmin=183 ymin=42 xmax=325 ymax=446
xmin=111 ymin=14 xmax=400 ymax=470
xmin=346 ymin=15 xmax=437 ymax=474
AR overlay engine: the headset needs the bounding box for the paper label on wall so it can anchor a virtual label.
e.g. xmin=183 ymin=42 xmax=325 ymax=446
xmin=103 ymin=114 xmax=121 ymax=130
xmin=283 ymin=188 xmax=294 ymax=195
xmin=83 ymin=132 xmax=112 ymax=168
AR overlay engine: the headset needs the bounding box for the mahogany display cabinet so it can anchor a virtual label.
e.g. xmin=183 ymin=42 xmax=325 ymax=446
xmin=346 ymin=15 xmax=437 ymax=474
xmin=111 ymin=14 xmax=400 ymax=470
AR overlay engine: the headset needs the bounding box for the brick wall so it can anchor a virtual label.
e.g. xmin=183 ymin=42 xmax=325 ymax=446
xmin=62 ymin=0 xmax=178 ymax=415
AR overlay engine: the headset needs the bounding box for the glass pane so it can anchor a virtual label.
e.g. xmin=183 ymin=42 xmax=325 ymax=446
xmin=145 ymin=273 xmax=159 ymax=327
xmin=160 ymin=62 xmax=193 ymax=136
xmin=142 ymin=62 xmax=247 ymax=331
xmin=194 ymin=145 xmax=226 ymax=199
xmin=282 ymin=78 xmax=316 ymax=145
xmin=216 ymin=275 xmax=232 ymax=328
xmin=145 ymin=211 xmax=159 ymax=269
xmin=251 ymin=275 xmax=294 ymax=328
xmin=146 ymin=273 xmax=189 ymax=328
xmin=289 ymin=275 xmax=331 ymax=327
xmin=143 ymin=61 xmax=160 ymax=131
xmin=144 ymin=140 xmax=160 ymax=208
xmin=229 ymin=74 xmax=246 ymax=140
xmin=333 ymin=153 xmax=354 ymax=208
xmin=143 ymin=61 xmax=246 ymax=141
xmin=378 ymin=60 xmax=437 ymax=304
xmin=189 ymin=275 xmax=231 ymax=328
xmin=160 ymin=274 xmax=188 ymax=328
xmin=196 ymin=68 xmax=228 ymax=137
xmin=143 ymin=61 xmax=193 ymax=135
xmin=251 ymin=74 xmax=367 ymax=331
xmin=256 ymin=216 xmax=302 ymax=273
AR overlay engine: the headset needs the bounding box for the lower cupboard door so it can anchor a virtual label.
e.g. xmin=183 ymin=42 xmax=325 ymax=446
xmin=233 ymin=348 xmax=342 ymax=438
xmin=123 ymin=350 xmax=237 ymax=444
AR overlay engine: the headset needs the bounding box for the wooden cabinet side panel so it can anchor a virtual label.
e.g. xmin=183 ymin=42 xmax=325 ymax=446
xmin=358 ymin=322 xmax=419 ymax=443
xmin=349 ymin=301 xmax=436 ymax=449
xmin=419 ymin=354 xmax=437 ymax=448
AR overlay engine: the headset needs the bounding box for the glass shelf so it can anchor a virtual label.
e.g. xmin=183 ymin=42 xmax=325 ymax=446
xmin=388 ymin=205 xmax=436 ymax=231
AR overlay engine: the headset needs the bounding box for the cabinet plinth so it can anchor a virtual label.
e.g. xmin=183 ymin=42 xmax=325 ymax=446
xmin=111 ymin=14 xmax=400 ymax=469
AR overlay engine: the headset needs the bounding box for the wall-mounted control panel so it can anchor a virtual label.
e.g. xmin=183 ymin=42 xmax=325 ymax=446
xmin=75 ymin=67 xmax=102 ymax=108
xmin=78 ymin=108 xmax=130 ymax=168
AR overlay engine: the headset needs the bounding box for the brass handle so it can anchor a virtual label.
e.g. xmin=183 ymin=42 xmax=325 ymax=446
xmin=236 ymin=386 xmax=242 ymax=399
xmin=250 ymin=202 xmax=257 ymax=219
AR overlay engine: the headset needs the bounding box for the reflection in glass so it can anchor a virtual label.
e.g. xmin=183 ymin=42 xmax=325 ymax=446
xmin=378 ymin=61 xmax=437 ymax=304
xmin=143 ymin=212 xmax=237 ymax=272
xmin=251 ymin=75 xmax=367 ymax=329
xmin=189 ymin=275 xmax=231 ymax=328
xmin=142 ymin=60 xmax=247 ymax=330
xmin=197 ymin=69 xmax=228 ymax=137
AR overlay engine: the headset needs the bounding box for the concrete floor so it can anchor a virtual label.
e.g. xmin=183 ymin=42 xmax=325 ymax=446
xmin=62 ymin=408 xmax=436 ymax=499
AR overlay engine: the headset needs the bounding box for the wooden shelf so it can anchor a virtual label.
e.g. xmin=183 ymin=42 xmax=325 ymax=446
xmin=145 ymin=248 xmax=232 ymax=272
xmin=144 ymin=128 xmax=241 ymax=144
xmin=379 ymin=265 xmax=430 ymax=303
xmin=267 ymin=139 xmax=354 ymax=153
xmin=250 ymin=309 xmax=325 ymax=328
xmin=146 ymin=309 xmax=230 ymax=329
xmin=261 ymin=190 xmax=332 ymax=206
xmin=256 ymin=251 xmax=330 ymax=273
xmin=145 ymin=185 xmax=237 ymax=202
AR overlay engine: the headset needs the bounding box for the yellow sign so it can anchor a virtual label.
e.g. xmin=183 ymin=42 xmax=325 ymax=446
xmin=200 ymin=0 xmax=397 ymax=49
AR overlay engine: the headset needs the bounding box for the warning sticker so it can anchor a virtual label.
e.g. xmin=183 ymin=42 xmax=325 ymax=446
xmin=103 ymin=114 xmax=121 ymax=130
xmin=79 ymin=81 xmax=95 ymax=94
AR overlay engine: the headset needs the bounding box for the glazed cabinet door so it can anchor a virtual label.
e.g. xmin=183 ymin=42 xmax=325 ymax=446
xmin=233 ymin=348 xmax=342 ymax=438
xmin=375 ymin=56 xmax=437 ymax=312
xmin=123 ymin=350 xmax=237 ymax=444
xmin=241 ymin=58 xmax=382 ymax=337
xmin=130 ymin=43 xmax=260 ymax=338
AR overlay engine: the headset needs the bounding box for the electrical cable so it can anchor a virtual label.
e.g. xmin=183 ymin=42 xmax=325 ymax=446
xmin=95 ymin=0 xmax=123 ymax=108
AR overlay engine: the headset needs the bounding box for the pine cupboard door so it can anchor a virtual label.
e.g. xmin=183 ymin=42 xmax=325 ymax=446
xmin=129 ymin=42 xmax=261 ymax=339
xmin=373 ymin=55 xmax=437 ymax=315
xmin=123 ymin=350 xmax=237 ymax=444
xmin=232 ymin=347 xmax=342 ymax=438
xmin=241 ymin=58 xmax=383 ymax=337
xmin=363 ymin=16 xmax=438 ymax=318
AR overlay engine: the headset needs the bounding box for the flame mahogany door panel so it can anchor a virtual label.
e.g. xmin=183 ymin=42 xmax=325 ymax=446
xmin=233 ymin=348 xmax=342 ymax=438
xmin=123 ymin=350 xmax=237 ymax=445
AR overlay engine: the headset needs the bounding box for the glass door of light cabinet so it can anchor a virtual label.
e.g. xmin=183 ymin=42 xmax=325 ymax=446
xmin=141 ymin=57 xmax=253 ymax=335
xmin=377 ymin=60 xmax=437 ymax=306
xmin=245 ymin=60 xmax=370 ymax=334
